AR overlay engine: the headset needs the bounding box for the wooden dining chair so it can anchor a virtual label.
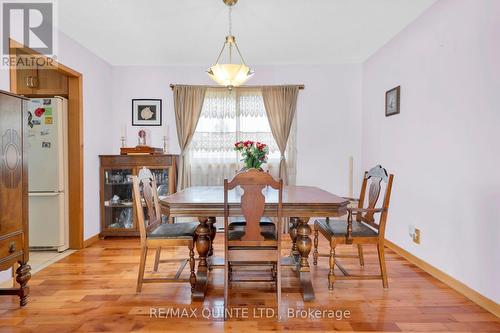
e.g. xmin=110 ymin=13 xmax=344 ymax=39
xmin=313 ymin=165 xmax=394 ymax=290
xmin=227 ymin=169 xmax=276 ymax=234
xmin=132 ymin=167 xmax=198 ymax=293
xmin=224 ymin=168 xmax=283 ymax=319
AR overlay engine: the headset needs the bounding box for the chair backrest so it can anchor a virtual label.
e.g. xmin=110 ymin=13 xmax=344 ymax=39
xmin=132 ymin=167 xmax=162 ymax=244
xmin=356 ymin=165 xmax=394 ymax=237
xmin=224 ymin=168 xmax=283 ymax=242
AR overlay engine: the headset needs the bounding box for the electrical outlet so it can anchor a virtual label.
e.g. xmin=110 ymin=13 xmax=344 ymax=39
xmin=413 ymin=228 xmax=421 ymax=244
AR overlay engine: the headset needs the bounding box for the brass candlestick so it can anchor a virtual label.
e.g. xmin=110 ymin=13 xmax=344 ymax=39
xmin=162 ymin=136 xmax=168 ymax=154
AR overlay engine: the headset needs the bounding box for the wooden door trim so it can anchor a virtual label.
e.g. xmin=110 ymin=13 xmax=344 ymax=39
xmin=9 ymin=39 xmax=84 ymax=249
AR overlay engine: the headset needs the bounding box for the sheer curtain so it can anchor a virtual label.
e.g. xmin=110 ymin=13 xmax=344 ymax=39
xmin=189 ymin=88 xmax=295 ymax=186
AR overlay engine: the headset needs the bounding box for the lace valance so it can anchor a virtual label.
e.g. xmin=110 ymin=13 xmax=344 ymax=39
xmin=201 ymin=88 xmax=267 ymax=119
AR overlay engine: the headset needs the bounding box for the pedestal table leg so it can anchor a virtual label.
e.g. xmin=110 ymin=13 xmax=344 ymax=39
xmin=192 ymin=217 xmax=211 ymax=301
xmin=295 ymin=217 xmax=315 ymax=301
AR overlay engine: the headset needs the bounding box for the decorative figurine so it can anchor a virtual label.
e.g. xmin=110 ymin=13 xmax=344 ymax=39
xmin=138 ymin=129 xmax=147 ymax=146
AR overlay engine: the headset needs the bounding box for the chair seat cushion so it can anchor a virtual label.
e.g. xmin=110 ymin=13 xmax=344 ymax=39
xmin=227 ymin=228 xmax=277 ymax=241
xmin=148 ymin=222 xmax=198 ymax=239
xmin=228 ymin=216 xmax=274 ymax=228
xmin=315 ymin=219 xmax=378 ymax=237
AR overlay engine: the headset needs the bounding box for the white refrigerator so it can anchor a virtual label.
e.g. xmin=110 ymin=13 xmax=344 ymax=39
xmin=28 ymin=97 xmax=69 ymax=252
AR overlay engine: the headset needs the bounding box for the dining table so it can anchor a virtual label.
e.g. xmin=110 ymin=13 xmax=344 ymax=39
xmin=159 ymin=185 xmax=349 ymax=302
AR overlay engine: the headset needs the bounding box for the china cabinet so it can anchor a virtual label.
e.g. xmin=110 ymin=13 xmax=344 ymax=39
xmin=99 ymin=154 xmax=177 ymax=237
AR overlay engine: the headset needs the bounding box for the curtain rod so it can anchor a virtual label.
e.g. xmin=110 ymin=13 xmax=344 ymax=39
xmin=169 ymin=84 xmax=305 ymax=90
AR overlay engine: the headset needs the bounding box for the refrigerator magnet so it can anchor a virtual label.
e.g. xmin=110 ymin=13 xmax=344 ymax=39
xmin=34 ymin=107 xmax=45 ymax=117
xmin=44 ymin=107 xmax=52 ymax=116
xmin=43 ymin=99 xmax=51 ymax=105
xmin=45 ymin=116 xmax=53 ymax=125
xmin=28 ymin=111 xmax=34 ymax=128
xmin=42 ymin=142 xmax=51 ymax=148
xmin=32 ymin=120 xmax=41 ymax=125
xmin=40 ymin=129 xmax=50 ymax=136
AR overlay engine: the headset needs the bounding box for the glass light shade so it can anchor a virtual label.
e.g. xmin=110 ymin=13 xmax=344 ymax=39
xmin=207 ymin=63 xmax=254 ymax=88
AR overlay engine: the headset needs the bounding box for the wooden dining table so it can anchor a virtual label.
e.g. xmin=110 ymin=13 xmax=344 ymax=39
xmin=159 ymin=185 xmax=349 ymax=302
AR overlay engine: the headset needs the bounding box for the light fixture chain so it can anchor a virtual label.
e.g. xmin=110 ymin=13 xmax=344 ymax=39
xmin=228 ymin=5 xmax=232 ymax=35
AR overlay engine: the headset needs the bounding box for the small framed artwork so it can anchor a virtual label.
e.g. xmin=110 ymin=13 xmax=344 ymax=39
xmin=132 ymin=99 xmax=162 ymax=126
xmin=385 ymin=86 xmax=400 ymax=117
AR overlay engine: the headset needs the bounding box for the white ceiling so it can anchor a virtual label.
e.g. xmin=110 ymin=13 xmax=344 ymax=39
xmin=57 ymin=0 xmax=436 ymax=66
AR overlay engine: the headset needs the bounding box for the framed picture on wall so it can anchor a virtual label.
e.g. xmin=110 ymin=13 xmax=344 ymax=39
xmin=132 ymin=99 xmax=162 ymax=126
xmin=385 ymin=86 xmax=400 ymax=117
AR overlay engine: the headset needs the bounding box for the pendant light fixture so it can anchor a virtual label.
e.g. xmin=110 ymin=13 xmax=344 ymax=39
xmin=207 ymin=0 xmax=254 ymax=89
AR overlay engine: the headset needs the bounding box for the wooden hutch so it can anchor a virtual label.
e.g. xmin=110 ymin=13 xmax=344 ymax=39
xmin=0 ymin=90 xmax=31 ymax=306
xmin=99 ymin=154 xmax=178 ymax=237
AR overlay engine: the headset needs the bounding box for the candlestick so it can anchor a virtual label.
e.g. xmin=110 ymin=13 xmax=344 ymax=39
xmin=120 ymin=136 xmax=126 ymax=148
xmin=162 ymin=136 xmax=168 ymax=154
xmin=348 ymin=156 xmax=354 ymax=198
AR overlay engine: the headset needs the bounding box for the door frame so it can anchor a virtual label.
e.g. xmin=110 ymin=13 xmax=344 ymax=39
xmin=8 ymin=39 xmax=84 ymax=249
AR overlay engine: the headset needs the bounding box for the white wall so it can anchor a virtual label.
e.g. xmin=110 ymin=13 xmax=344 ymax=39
xmin=112 ymin=64 xmax=363 ymax=195
xmin=0 ymin=31 xmax=113 ymax=283
xmin=56 ymin=32 xmax=114 ymax=239
xmin=361 ymin=0 xmax=500 ymax=303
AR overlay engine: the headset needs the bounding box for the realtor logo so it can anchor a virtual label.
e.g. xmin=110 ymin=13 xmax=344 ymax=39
xmin=2 ymin=2 xmax=53 ymax=55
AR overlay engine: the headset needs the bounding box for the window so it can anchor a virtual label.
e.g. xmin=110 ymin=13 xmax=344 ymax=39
xmin=188 ymin=88 xmax=295 ymax=186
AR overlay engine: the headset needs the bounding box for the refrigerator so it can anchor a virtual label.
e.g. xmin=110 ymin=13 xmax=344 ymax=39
xmin=27 ymin=97 xmax=69 ymax=252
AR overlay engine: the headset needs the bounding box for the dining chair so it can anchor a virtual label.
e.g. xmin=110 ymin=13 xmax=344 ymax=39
xmin=313 ymin=165 xmax=394 ymax=290
xmin=132 ymin=167 xmax=198 ymax=293
xmin=227 ymin=169 xmax=276 ymax=235
xmin=224 ymin=168 xmax=283 ymax=319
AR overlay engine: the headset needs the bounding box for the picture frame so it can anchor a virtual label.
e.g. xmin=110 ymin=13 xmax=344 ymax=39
xmin=385 ymin=86 xmax=400 ymax=117
xmin=132 ymin=99 xmax=162 ymax=126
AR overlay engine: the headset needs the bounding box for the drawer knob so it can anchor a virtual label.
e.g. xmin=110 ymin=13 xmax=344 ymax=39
xmin=8 ymin=242 xmax=16 ymax=253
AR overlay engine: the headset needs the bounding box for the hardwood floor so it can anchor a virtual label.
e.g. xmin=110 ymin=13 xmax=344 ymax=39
xmin=0 ymin=236 xmax=498 ymax=332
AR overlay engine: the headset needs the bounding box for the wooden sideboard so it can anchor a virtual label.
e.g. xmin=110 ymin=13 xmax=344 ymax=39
xmin=99 ymin=154 xmax=178 ymax=237
xmin=0 ymin=90 xmax=31 ymax=306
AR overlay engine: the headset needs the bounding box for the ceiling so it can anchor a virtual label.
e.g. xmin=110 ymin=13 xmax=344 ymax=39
xmin=57 ymin=0 xmax=436 ymax=66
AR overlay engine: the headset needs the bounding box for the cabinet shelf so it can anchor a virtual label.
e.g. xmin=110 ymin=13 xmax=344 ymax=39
xmin=104 ymin=203 xmax=133 ymax=208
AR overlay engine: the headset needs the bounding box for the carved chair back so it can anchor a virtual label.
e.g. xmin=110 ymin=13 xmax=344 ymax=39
xmin=224 ymin=168 xmax=283 ymax=243
xmin=356 ymin=165 xmax=394 ymax=237
xmin=132 ymin=167 xmax=162 ymax=245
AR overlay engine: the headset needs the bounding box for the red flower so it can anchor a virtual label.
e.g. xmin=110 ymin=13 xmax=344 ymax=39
xmin=255 ymin=142 xmax=267 ymax=151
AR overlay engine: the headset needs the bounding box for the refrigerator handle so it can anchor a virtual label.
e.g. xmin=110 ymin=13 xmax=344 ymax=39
xmin=28 ymin=192 xmax=60 ymax=197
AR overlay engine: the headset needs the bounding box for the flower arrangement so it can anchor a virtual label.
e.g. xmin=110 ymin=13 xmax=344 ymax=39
xmin=234 ymin=140 xmax=269 ymax=170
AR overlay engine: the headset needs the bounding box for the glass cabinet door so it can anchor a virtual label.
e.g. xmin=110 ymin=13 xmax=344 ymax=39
xmin=149 ymin=168 xmax=169 ymax=196
xmin=102 ymin=168 xmax=134 ymax=230
xmin=148 ymin=168 xmax=170 ymax=223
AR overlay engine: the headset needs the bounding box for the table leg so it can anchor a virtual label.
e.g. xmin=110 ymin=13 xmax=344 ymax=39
xmin=207 ymin=216 xmax=216 ymax=257
xmin=289 ymin=217 xmax=300 ymax=259
xmin=192 ymin=217 xmax=211 ymax=301
xmin=295 ymin=217 xmax=315 ymax=301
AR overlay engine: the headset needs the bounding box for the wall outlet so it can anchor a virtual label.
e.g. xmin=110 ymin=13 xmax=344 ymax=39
xmin=413 ymin=228 xmax=421 ymax=244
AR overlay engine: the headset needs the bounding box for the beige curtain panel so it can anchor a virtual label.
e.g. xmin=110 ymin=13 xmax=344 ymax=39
xmin=262 ymin=85 xmax=300 ymax=184
xmin=173 ymin=85 xmax=207 ymax=189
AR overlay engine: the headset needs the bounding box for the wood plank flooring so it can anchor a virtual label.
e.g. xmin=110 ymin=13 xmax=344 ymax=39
xmin=0 ymin=236 xmax=498 ymax=332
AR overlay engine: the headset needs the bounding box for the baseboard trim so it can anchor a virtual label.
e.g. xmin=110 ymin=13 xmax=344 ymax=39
xmin=83 ymin=234 xmax=100 ymax=248
xmin=385 ymin=239 xmax=499 ymax=318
